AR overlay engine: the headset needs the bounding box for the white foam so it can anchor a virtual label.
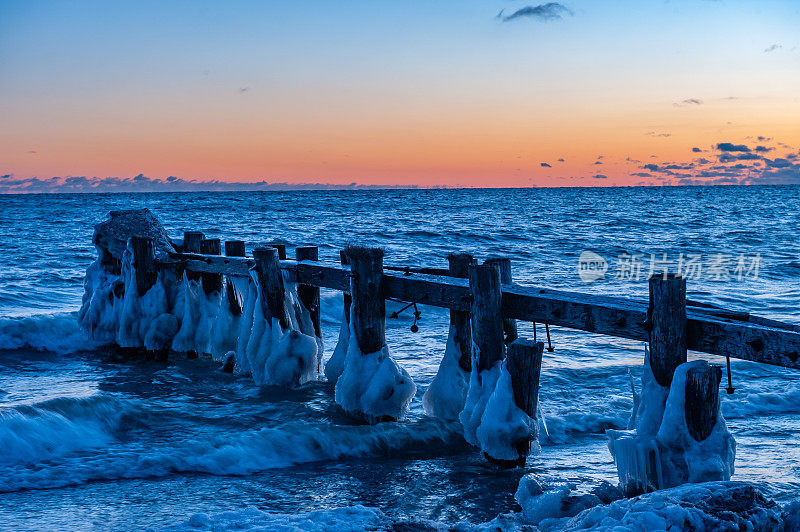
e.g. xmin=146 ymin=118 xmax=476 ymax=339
xmin=0 ymin=312 xmax=96 ymax=354
xmin=0 ymin=417 xmax=462 ymax=492
xmin=422 ymin=325 xmax=469 ymax=421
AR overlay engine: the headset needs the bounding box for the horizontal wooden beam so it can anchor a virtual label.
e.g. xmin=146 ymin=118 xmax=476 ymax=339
xmin=161 ymin=252 xmax=800 ymax=370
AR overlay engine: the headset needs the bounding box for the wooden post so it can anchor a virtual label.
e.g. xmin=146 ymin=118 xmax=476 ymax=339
xmin=340 ymin=249 xmax=352 ymax=325
xmin=484 ymin=257 xmax=518 ymax=344
xmin=200 ymin=238 xmax=222 ymax=295
xmin=506 ymin=339 xmax=544 ymax=463
xmin=448 ymin=253 xmax=475 ymax=372
xmin=253 ymin=246 xmax=288 ymax=328
xmin=130 ymin=236 xmax=156 ymax=296
xmin=469 ymin=263 xmax=505 ymax=372
xmin=648 ymin=273 xmax=687 ymax=387
xmin=269 ymin=243 xmax=287 ymax=260
xmin=685 ymin=363 xmax=722 ymax=441
xmin=346 ymin=246 xmax=385 ymax=354
xmin=183 ymin=231 xmax=204 ymax=281
xmin=183 ymin=231 xmax=204 ymax=253
xmin=224 ymin=240 xmax=245 ymax=316
xmin=296 ymin=246 xmax=322 ymax=338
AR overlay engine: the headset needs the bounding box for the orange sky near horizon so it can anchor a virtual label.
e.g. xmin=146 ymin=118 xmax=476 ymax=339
xmin=2 ymin=1 xmax=799 ymax=188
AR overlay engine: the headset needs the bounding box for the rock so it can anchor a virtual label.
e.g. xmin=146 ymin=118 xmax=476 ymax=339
xmin=93 ymin=208 xmax=174 ymax=261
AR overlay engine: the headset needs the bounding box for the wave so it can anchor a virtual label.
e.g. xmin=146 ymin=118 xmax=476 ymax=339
xmin=0 ymin=312 xmax=99 ymax=354
xmin=0 ymin=415 xmax=465 ymax=493
xmin=0 ymin=394 xmax=136 ymax=468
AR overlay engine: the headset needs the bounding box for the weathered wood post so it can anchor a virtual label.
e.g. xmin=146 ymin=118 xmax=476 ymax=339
xmin=340 ymin=249 xmax=352 ymax=326
xmin=296 ymin=246 xmax=322 ymax=338
xmin=224 ymin=240 xmax=246 ymax=316
xmin=200 ymin=238 xmax=222 ymax=295
xmin=469 ymin=263 xmax=506 ymax=373
xmin=269 ymin=243 xmax=287 ymax=260
xmin=448 ymin=253 xmax=475 ymax=371
xmin=484 ymin=257 xmax=518 ymax=344
xmin=347 ymin=246 xmax=385 ymax=354
xmin=648 ymin=273 xmax=687 ymax=386
xmin=183 ymin=231 xmax=204 ymax=282
xmin=130 ymin=236 xmax=156 ymax=296
xmin=685 ymin=364 xmax=722 ymax=441
xmin=506 ymin=338 xmax=544 ymax=464
xmin=253 ymin=246 xmax=288 ymax=328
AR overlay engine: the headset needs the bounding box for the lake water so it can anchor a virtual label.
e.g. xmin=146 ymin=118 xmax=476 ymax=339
xmin=1 ymin=187 xmax=799 ymax=530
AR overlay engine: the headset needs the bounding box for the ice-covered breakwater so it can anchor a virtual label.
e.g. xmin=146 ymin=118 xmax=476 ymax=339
xmin=78 ymin=209 xmax=800 ymax=490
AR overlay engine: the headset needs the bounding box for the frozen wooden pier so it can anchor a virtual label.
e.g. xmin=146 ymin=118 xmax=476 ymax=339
xmin=82 ymin=209 xmax=800 ymax=486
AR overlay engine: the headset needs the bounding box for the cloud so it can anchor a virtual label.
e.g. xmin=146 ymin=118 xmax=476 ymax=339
xmin=630 ymin=138 xmax=800 ymax=186
xmin=692 ymin=147 xmax=702 ymax=153
xmin=557 ymin=158 xmax=565 ymax=162
xmin=501 ymin=3 xmax=573 ymax=23
xmin=592 ymin=174 xmax=608 ymax=179
xmin=764 ymin=44 xmax=782 ymax=53
xmin=716 ymin=142 xmax=750 ymax=152
xmin=674 ymin=98 xmax=703 ymax=107
xmin=594 ymin=161 xmax=603 ymax=165
xmin=540 ymin=162 xmax=552 ymax=167
xmin=646 ymin=131 xmax=672 ymax=138
xmin=0 ymin=174 xmax=420 ymax=194
xmin=239 ymin=87 xmax=250 ymax=93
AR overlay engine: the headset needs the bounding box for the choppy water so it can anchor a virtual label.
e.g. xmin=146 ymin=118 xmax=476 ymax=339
xmin=1 ymin=187 xmax=799 ymax=530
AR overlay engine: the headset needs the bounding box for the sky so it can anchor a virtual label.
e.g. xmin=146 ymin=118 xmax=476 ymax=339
xmin=1 ymin=0 xmax=799 ymax=191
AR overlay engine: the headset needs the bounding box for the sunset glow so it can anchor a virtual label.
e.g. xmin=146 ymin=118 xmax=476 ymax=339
xmin=2 ymin=1 xmax=799 ymax=189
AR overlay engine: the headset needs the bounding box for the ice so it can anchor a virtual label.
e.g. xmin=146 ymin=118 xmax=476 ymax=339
xmin=534 ymin=481 xmax=786 ymax=531
xmin=422 ymin=325 xmax=470 ymax=421
xmin=334 ymin=310 xmax=416 ymax=422
xmin=458 ymin=353 xmax=501 ymax=446
xmin=78 ymin=259 xmax=124 ymax=344
xmin=608 ymin=347 xmax=735 ymax=494
xmin=208 ymin=277 xmax=248 ymax=362
xmin=171 ymin=274 xmax=220 ymax=354
xmin=657 ymin=360 xmax=736 ymax=486
xmin=324 ymin=317 xmax=349 ymax=384
xmin=235 ymin=271 xmax=319 ymax=387
xmin=476 ymin=360 xmax=537 ymax=461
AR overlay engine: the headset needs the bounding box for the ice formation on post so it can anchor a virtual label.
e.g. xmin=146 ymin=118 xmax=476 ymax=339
xmin=208 ymin=276 xmax=248 ymax=362
xmin=476 ymin=360 xmax=538 ymax=461
xmin=324 ymin=314 xmax=349 ymax=384
xmin=171 ymin=273 xmax=221 ymax=355
xmin=116 ymin=242 xmax=176 ymax=351
xmin=459 ymin=358 xmax=501 ymax=447
xmin=607 ymin=348 xmax=735 ymax=494
xmin=334 ymin=311 xmax=416 ymax=422
xmin=234 ymin=271 xmax=320 ymax=387
xmin=422 ymin=326 xmax=470 ymax=421
xmin=79 ymin=209 xmax=179 ymax=351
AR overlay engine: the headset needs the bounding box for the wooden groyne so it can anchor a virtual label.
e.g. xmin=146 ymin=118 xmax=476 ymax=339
xmin=87 ymin=209 xmax=799 ymax=474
